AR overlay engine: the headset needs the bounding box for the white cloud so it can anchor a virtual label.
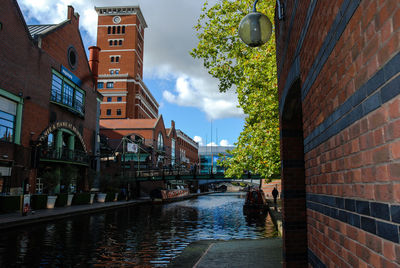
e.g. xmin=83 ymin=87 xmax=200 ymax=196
xmin=163 ymin=76 xmax=244 ymax=120
xmin=193 ymin=136 xmax=203 ymax=146
xmin=207 ymin=142 xmax=218 ymax=147
xmin=219 ymin=139 xmax=230 ymax=146
xmin=18 ymin=0 xmax=243 ymax=120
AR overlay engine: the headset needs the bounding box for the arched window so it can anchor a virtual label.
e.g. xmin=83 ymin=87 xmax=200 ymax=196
xmin=117 ymin=26 xmax=120 ymax=34
xmin=122 ymin=26 xmax=125 ymax=34
xmin=157 ymin=132 xmax=164 ymax=151
xmin=107 ymin=26 xmax=111 ymax=34
xmin=114 ymin=40 xmax=118 ymax=46
xmin=119 ymin=40 xmax=122 ymax=46
xmin=109 ymin=40 xmax=113 ymax=46
xmin=112 ymin=26 xmax=116 ymax=34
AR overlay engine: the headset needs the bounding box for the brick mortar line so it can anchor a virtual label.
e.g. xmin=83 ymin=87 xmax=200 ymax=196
xmin=304 ymin=61 xmax=400 ymax=153
xmin=308 ymin=209 xmax=399 ymax=265
xmin=307 ymin=200 xmax=398 ymax=226
xmin=305 ymin=96 xmax=400 ymax=169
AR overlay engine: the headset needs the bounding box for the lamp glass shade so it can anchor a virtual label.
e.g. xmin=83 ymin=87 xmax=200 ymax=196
xmin=238 ymin=12 xmax=272 ymax=47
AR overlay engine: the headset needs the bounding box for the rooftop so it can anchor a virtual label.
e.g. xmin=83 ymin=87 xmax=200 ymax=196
xmin=100 ymin=118 xmax=158 ymax=129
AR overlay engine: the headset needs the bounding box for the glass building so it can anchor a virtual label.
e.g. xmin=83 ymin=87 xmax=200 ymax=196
xmin=198 ymin=146 xmax=234 ymax=175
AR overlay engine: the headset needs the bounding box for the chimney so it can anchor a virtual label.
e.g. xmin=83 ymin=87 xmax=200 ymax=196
xmin=67 ymin=6 xmax=74 ymax=20
xmin=171 ymin=120 xmax=175 ymax=129
xmin=67 ymin=5 xmax=80 ymax=25
xmin=88 ymin=46 xmax=101 ymax=88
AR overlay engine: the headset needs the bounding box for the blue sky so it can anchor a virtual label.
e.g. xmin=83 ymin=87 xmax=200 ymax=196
xmin=18 ymin=0 xmax=245 ymax=146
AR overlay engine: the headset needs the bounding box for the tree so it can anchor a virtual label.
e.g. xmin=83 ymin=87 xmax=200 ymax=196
xmin=191 ymin=0 xmax=280 ymax=179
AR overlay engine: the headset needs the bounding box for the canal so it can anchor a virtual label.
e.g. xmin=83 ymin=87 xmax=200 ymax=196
xmin=0 ymin=193 xmax=278 ymax=267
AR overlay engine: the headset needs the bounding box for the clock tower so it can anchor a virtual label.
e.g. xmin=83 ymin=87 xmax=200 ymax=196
xmin=95 ymin=6 xmax=159 ymax=119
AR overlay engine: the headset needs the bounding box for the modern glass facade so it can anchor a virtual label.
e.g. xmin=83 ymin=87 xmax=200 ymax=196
xmin=198 ymin=146 xmax=234 ymax=175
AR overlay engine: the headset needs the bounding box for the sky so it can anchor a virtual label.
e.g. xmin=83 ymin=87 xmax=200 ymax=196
xmin=18 ymin=0 xmax=245 ymax=147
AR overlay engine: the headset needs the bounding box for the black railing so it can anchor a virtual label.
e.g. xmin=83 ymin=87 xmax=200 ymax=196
xmin=40 ymin=147 xmax=89 ymax=164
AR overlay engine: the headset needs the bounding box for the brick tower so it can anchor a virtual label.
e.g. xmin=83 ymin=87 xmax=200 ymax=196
xmin=95 ymin=6 xmax=159 ymax=119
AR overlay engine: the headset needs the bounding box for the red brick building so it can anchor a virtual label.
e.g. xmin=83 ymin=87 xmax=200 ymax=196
xmin=96 ymin=5 xmax=199 ymax=176
xmin=100 ymin=117 xmax=198 ymax=172
xmin=0 ymin=1 xmax=100 ymax=194
xmin=276 ymin=0 xmax=400 ymax=266
xmin=95 ymin=6 xmax=158 ymax=120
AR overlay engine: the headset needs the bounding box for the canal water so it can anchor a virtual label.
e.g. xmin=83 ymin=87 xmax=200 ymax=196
xmin=0 ymin=193 xmax=277 ymax=267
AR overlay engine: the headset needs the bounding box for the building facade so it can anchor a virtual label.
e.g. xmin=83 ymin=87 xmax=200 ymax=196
xmin=198 ymin=146 xmax=234 ymax=175
xmin=100 ymin=117 xmax=199 ymax=174
xmin=95 ymin=6 xmax=159 ymax=120
xmin=0 ymin=1 xmax=100 ymax=195
xmin=276 ymin=0 xmax=400 ymax=267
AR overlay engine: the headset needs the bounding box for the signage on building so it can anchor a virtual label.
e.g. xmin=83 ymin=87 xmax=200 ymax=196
xmin=61 ymin=65 xmax=82 ymax=86
xmin=37 ymin=121 xmax=87 ymax=152
xmin=127 ymin=143 xmax=138 ymax=153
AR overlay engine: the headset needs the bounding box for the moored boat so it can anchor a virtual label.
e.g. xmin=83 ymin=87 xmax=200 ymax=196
xmin=243 ymin=189 xmax=268 ymax=214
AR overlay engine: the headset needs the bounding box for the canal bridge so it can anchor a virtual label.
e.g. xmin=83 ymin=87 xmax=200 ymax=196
xmin=125 ymin=168 xmax=262 ymax=184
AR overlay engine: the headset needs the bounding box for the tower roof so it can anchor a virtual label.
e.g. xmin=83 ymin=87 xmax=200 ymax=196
xmin=95 ymin=6 xmax=147 ymax=28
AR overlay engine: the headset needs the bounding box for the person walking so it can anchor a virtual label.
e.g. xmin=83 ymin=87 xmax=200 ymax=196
xmin=272 ymin=187 xmax=279 ymax=204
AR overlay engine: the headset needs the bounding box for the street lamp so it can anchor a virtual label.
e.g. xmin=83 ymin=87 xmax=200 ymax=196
xmin=238 ymin=0 xmax=274 ymax=47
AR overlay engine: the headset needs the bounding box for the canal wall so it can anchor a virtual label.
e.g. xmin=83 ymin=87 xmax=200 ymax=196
xmin=276 ymin=0 xmax=400 ymax=267
xmin=0 ymin=192 xmax=216 ymax=230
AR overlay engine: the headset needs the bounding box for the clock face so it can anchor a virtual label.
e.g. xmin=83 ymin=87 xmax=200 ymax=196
xmin=113 ymin=16 xmax=121 ymax=24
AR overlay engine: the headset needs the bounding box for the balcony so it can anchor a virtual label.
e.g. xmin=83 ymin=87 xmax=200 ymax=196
xmin=40 ymin=147 xmax=89 ymax=165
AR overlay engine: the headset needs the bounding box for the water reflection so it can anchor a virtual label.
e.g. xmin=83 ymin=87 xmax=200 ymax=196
xmin=0 ymin=193 xmax=277 ymax=267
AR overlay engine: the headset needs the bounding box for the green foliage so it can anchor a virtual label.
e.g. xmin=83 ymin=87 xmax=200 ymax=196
xmin=55 ymin=193 xmax=68 ymax=207
xmin=72 ymin=193 xmax=90 ymax=205
xmin=99 ymin=174 xmax=119 ymax=193
xmin=105 ymin=192 xmax=117 ymax=202
xmin=0 ymin=196 xmax=20 ymax=213
xmin=192 ymin=0 xmax=280 ymax=179
xmin=31 ymin=194 xmax=47 ymax=210
xmin=60 ymin=165 xmax=78 ymax=193
xmin=40 ymin=168 xmax=61 ymax=195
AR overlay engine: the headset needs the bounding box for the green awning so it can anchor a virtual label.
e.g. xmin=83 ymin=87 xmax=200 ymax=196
xmin=122 ymin=153 xmax=149 ymax=162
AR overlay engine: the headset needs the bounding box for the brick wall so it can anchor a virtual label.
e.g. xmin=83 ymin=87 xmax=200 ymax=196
xmin=276 ymin=0 xmax=400 ymax=267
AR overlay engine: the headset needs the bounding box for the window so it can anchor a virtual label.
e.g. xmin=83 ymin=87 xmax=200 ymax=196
xmin=119 ymin=40 xmax=122 ymax=46
xmin=117 ymin=26 xmax=120 ymax=34
xmin=122 ymin=26 xmax=125 ymax=33
xmin=109 ymin=40 xmax=112 ymax=46
xmin=106 ymin=82 xmax=114 ymax=88
xmin=97 ymin=82 xmax=104 ymax=89
xmin=117 ymin=97 xmax=122 ymax=102
xmin=112 ymin=26 xmax=115 ymax=34
xmin=62 ymin=83 xmax=74 ymax=106
xmin=115 ymin=56 xmax=120 ymax=63
xmin=107 ymin=97 xmax=112 ymax=102
xmin=110 ymin=70 xmax=114 ymax=75
xmin=0 ymin=109 xmax=15 ymax=142
xmin=50 ymin=70 xmax=85 ymax=115
xmin=115 ymin=70 xmax=119 ymax=74
xmin=116 ymin=109 xmax=121 ymax=115
xmin=111 ymin=57 xmax=114 ymax=63
xmin=108 ymin=26 xmax=111 ymax=34
xmin=157 ymin=132 xmax=164 ymax=151
xmin=114 ymin=40 xmax=117 ymax=46
xmin=106 ymin=109 xmax=111 ymax=115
